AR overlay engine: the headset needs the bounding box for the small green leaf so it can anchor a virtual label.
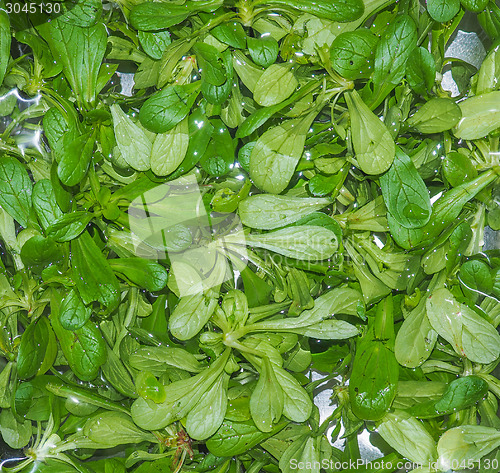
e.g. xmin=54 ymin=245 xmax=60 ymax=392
xmin=345 ymin=89 xmax=395 ymax=175
xmin=0 ymin=156 xmax=33 ymax=227
xmin=138 ymin=30 xmax=171 ymax=60
xmin=32 ymin=180 xmax=63 ymax=231
xmin=20 ymin=235 xmax=63 ymax=274
xmin=250 ymin=357 xmax=284 ymax=432
xmin=0 ymin=11 xmax=11 ymax=85
xmin=406 ymin=47 xmax=436 ymax=95
xmin=109 ymin=257 xmax=168 ymax=292
xmin=17 ymin=317 xmax=55 ymax=379
xmin=442 ymin=151 xmax=478 ymax=187
xmin=111 ymin=104 xmax=152 ymax=171
xmin=59 ymin=289 xmax=92 ymax=331
xmin=71 ymin=231 xmax=120 ymax=309
xmin=247 ymin=36 xmax=279 ymax=67
xmin=407 ymin=98 xmax=462 ymax=133
xmin=185 ymin=373 xmax=228 ymax=440
xmin=47 ymin=211 xmax=93 ymax=242
xmin=427 ymin=0 xmax=461 ymax=22
xmin=52 ymin=315 xmax=107 ymax=382
xmin=378 ymin=411 xmax=438 ymax=465
xmin=253 ymin=64 xmax=298 ymax=107
xmin=206 ymin=419 xmax=287 ymax=456
xmin=139 ymin=82 xmax=199 ymax=133
xmin=56 ymin=131 xmax=94 ymax=186
xmin=212 ymin=22 xmax=246 ymax=49
xmin=330 ymin=29 xmax=378 ymax=80
xmin=151 ymin=117 xmax=189 ymax=176
xmin=380 ymin=148 xmax=431 ymax=229
xmin=453 ymin=91 xmax=500 ymax=140
xmin=169 ymin=292 xmax=218 ymax=341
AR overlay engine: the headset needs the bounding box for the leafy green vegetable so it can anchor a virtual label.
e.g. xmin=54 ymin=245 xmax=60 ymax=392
xmin=0 ymin=156 xmax=33 ymax=227
xmin=1 ymin=2 xmax=499 ymax=472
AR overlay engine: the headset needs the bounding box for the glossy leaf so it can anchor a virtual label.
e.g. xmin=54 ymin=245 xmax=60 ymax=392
xmin=59 ymin=289 xmax=92 ymax=331
xmin=346 ymin=89 xmax=395 ymax=174
xmin=253 ymin=64 xmax=298 ymax=107
xmin=139 ymin=83 xmax=199 ymax=133
xmin=247 ymin=36 xmax=278 ymax=67
xmin=380 ymin=148 xmax=431 ymax=229
xmin=0 ymin=156 xmax=33 ymax=228
xmin=71 ymin=232 xmax=120 ymax=309
xmin=250 ymin=357 xmax=284 ymax=432
xmin=426 ymin=288 xmax=500 ymax=363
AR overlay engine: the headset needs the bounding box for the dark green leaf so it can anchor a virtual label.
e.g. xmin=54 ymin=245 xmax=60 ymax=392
xmin=47 ymin=211 xmax=93 ymax=242
xmin=0 ymin=156 xmax=33 ymax=227
xmin=406 ymin=47 xmax=436 ymax=95
xmin=17 ymin=317 xmax=54 ymax=379
xmin=212 ymin=22 xmax=246 ymax=49
xmin=330 ymin=29 xmax=378 ymax=80
xmin=0 ymin=11 xmax=11 ymax=85
xmin=32 ymin=180 xmax=63 ymax=231
xmin=109 ymin=258 xmax=168 ymax=292
xmin=56 ymin=131 xmax=94 ymax=186
xmin=247 ymin=36 xmax=279 ymax=68
xmin=138 ymin=30 xmax=171 ymax=60
xmin=71 ymin=232 xmax=120 ymax=309
xmin=427 ymin=0 xmax=461 ymax=22
xmin=380 ymin=148 xmax=431 ymax=229
xmin=206 ymin=419 xmax=288 ymax=456
xmin=20 ymin=236 xmax=64 ymax=274
xmin=38 ymin=20 xmax=107 ymax=107
xmin=59 ymin=289 xmax=92 ymax=330
xmin=139 ymin=82 xmax=199 ymax=133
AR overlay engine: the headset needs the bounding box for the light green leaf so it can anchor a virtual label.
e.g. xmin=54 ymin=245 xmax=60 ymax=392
xmin=279 ymin=436 xmax=321 ymax=473
xmin=426 ymin=288 xmax=500 ymax=363
xmin=169 ymin=292 xmax=218 ymax=340
xmin=130 ymin=350 xmax=229 ymax=430
xmin=111 ymin=104 xmax=152 ymax=171
xmin=291 ymin=320 xmax=359 ymax=339
xmin=377 ymin=410 xmax=438 ymax=465
xmin=238 ymin=194 xmax=330 ymax=230
xmin=345 ymin=89 xmax=395 ymax=174
xmin=407 ymin=98 xmax=462 ymax=133
xmin=437 ymin=426 xmax=500 ymax=472
xmin=476 ymin=44 xmax=500 ymax=94
xmin=250 ymin=357 xmax=284 ymax=432
xmin=151 ymin=117 xmax=189 ymax=176
xmin=453 ymin=91 xmax=500 ymax=140
xmin=83 ymin=411 xmax=156 ymax=448
xmin=0 ymin=409 xmax=32 ymax=449
xmin=242 ymin=226 xmax=338 ymax=260
xmin=274 ymin=366 xmax=312 ymax=423
xmin=253 ymin=64 xmax=298 ymax=107
xmin=395 ymin=299 xmax=437 ymax=368
xmin=249 ymin=113 xmax=316 ymax=193
xmin=128 ymin=346 xmax=204 ymax=375
xmin=185 ymin=373 xmax=228 ymax=440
